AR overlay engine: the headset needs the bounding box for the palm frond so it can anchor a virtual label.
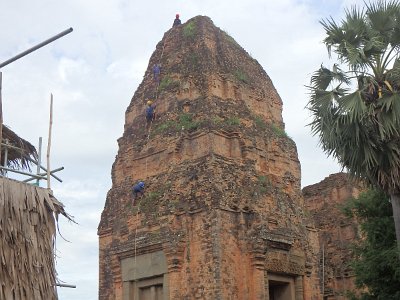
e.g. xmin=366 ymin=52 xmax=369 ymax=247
xmin=310 ymin=1 xmax=400 ymax=193
xmin=337 ymin=91 xmax=367 ymax=123
xmin=321 ymin=17 xmax=344 ymax=57
xmin=310 ymin=64 xmax=351 ymax=90
xmin=385 ymin=57 xmax=400 ymax=82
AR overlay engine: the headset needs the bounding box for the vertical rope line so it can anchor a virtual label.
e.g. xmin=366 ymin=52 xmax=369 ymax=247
xmin=133 ymin=208 xmax=139 ymax=288
xmin=133 ymin=29 xmax=172 ymax=291
xmin=144 ymin=30 xmax=171 ymax=174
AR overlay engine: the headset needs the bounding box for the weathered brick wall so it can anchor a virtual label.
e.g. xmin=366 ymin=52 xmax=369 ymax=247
xmin=99 ymin=15 xmax=321 ymax=299
xmin=303 ymin=173 xmax=362 ymax=299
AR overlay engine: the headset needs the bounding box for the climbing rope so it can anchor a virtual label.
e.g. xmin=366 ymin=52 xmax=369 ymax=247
xmin=133 ymin=28 xmax=173 ymax=283
xmin=144 ymin=30 xmax=171 ymax=174
xmin=133 ymin=207 xmax=139 ymax=285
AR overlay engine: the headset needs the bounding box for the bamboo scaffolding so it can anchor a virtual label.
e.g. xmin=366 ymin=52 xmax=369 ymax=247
xmin=47 ymin=94 xmax=53 ymax=189
xmin=23 ymin=167 xmax=64 ymax=183
xmin=0 ymin=141 xmax=63 ymax=182
xmin=0 ymin=166 xmax=47 ymax=179
xmin=37 ymin=137 xmax=42 ymax=185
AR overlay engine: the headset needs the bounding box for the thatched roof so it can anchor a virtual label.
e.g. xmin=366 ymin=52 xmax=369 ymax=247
xmin=1 ymin=125 xmax=37 ymax=170
xmin=0 ymin=177 xmax=72 ymax=299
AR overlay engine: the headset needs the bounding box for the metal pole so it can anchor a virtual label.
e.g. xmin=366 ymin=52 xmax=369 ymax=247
xmin=36 ymin=137 xmax=42 ymax=186
xmin=0 ymin=28 xmax=73 ymax=69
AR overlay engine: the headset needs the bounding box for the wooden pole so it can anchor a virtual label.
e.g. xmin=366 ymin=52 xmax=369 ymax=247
xmin=47 ymin=94 xmax=53 ymax=189
xmin=0 ymin=72 xmax=3 ymax=167
xmin=36 ymin=137 xmax=42 ymax=186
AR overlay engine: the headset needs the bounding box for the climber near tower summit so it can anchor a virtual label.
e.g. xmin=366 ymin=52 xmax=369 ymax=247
xmin=173 ymin=14 xmax=181 ymax=27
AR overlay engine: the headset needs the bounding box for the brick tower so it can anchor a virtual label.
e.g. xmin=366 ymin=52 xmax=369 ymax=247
xmin=98 ymin=16 xmax=321 ymax=300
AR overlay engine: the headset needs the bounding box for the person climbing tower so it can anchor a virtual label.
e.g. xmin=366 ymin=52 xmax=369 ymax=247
xmin=152 ymin=63 xmax=161 ymax=83
xmin=173 ymin=14 xmax=181 ymax=27
xmin=145 ymin=100 xmax=156 ymax=128
xmin=132 ymin=181 xmax=145 ymax=204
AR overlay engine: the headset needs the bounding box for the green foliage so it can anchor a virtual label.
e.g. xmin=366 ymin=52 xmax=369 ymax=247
xmin=183 ymin=21 xmax=196 ymax=38
xmin=270 ymin=124 xmax=288 ymax=138
xmin=139 ymin=191 xmax=163 ymax=214
xmin=252 ymin=175 xmax=272 ymax=198
xmin=153 ymin=120 xmax=178 ymax=135
xmin=212 ymin=116 xmax=223 ymax=125
xmin=139 ymin=183 xmax=172 ymax=214
xmin=223 ymin=30 xmax=239 ymax=46
xmin=253 ymin=115 xmax=267 ymax=130
xmin=159 ymin=76 xmax=180 ymax=92
xmin=188 ymin=52 xmax=199 ymax=66
xmin=343 ymin=189 xmax=400 ymax=299
xmin=179 ymin=113 xmax=200 ymax=131
xmin=307 ymin=1 xmax=400 ymax=194
xmin=211 ymin=116 xmax=240 ymax=128
xmin=153 ymin=113 xmax=200 ymax=135
xmin=258 ymin=176 xmax=271 ymax=195
xmin=225 ymin=116 xmax=240 ymax=126
xmin=234 ymin=69 xmax=249 ymax=84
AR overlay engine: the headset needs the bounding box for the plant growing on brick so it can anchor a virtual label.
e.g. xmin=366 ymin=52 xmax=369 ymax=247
xmin=183 ymin=21 xmax=196 ymax=38
xmin=270 ymin=124 xmax=288 ymax=138
xmin=179 ymin=113 xmax=200 ymax=131
xmin=159 ymin=76 xmax=180 ymax=92
xmin=234 ymin=69 xmax=249 ymax=84
xmin=253 ymin=115 xmax=267 ymax=130
xmin=225 ymin=117 xmax=240 ymax=126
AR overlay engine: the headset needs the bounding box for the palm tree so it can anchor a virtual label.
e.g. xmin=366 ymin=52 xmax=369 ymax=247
xmin=307 ymin=0 xmax=400 ymax=249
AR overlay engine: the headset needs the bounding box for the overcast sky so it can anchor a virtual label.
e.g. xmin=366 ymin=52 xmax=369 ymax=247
xmin=1 ymin=0 xmax=365 ymax=299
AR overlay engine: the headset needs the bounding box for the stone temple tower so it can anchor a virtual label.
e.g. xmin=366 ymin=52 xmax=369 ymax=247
xmin=98 ymin=16 xmax=321 ymax=300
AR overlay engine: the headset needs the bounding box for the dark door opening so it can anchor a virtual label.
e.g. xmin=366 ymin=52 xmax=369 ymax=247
xmin=268 ymin=279 xmax=292 ymax=300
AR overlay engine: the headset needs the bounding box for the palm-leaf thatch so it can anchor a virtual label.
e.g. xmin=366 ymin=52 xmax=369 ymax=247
xmin=1 ymin=125 xmax=37 ymax=171
xmin=0 ymin=177 xmax=72 ymax=300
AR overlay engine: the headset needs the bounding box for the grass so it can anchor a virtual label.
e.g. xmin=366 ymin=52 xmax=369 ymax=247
xmin=159 ymin=76 xmax=180 ymax=92
xmin=225 ymin=117 xmax=240 ymax=126
xmin=270 ymin=124 xmax=288 ymax=138
xmin=183 ymin=21 xmax=196 ymax=38
xmin=223 ymin=30 xmax=239 ymax=46
xmin=138 ymin=183 xmax=172 ymax=214
xmin=212 ymin=116 xmax=223 ymax=125
xmin=253 ymin=175 xmax=272 ymax=198
xmin=179 ymin=113 xmax=200 ymax=131
xmin=188 ymin=52 xmax=199 ymax=66
xmin=153 ymin=120 xmax=178 ymax=135
xmin=153 ymin=113 xmax=200 ymax=136
xmin=139 ymin=191 xmax=163 ymax=214
xmin=253 ymin=115 xmax=267 ymax=130
xmin=234 ymin=69 xmax=249 ymax=84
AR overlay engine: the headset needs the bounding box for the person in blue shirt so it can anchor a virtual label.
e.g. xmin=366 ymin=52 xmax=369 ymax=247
xmin=173 ymin=14 xmax=181 ymax=27
xmin=153 ymin=64 xmax=161 ymax=83
xmin=132 ymin=181 xmax=145 ymax=204
xmin=145 ymin=100 xmax=156 ymax=128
